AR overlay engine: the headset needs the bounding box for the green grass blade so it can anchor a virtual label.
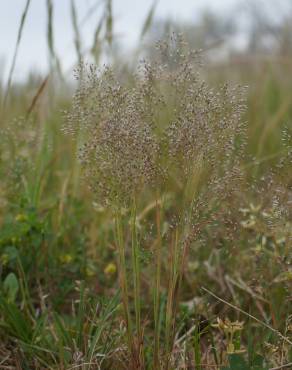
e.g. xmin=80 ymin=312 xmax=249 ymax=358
xmin=70 ymin=0 xmax=82 ymax=64
xmin=3 ymin=0 xmax=31 ymax=109
xmin=46 ymin=0 xmax=63 ymax=78
xmin=193 ymin=326 xmax=202 ymax=370
xmin=76 ymin=281 xmax=86 ymax=349
xmin=53 ymin=312 xmax=74 ymax=348
xmin=140 ymin=0 xmax=158 ymax=40
xmin=91 ymin=16 xmax=104 ymax=63
xmin=87 ymin=292 xmax=120 ymax=362
xmin=0 ymin=297 xmax=32 ymax=342
xmin=105 ymin=0 xmax=113 ymax=47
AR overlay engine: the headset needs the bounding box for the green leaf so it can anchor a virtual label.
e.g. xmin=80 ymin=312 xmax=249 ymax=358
xmin=3 ymin=246 xmax=19 ymax=262
xmin=3 ymin=272 xmax=19 ymax=303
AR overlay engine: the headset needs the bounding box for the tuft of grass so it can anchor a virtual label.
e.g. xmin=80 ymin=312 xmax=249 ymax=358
xmin=64 ymin=36 xmax=254 ymax=368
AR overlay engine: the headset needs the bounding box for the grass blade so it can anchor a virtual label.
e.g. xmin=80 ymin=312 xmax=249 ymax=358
xmin=46 ymin=0 xmax=63 ymax=78
xmin=76 ymin=281 xmax=86 ymax=349
xmin=26 ymin=75 xmax=49 ymax=119
xmin=53 ymin=312 xmax=74 ymax=348
xmin=91 ymin=16 xmax=104 ymax=63
xmin=140 ymin=0 xmax=158 ymax=40
xmin=153 ymin=196 xmax=162 ymax=369
xmin=3 ymin=0 xmax=31 ymax=109
xmin=0 ymin=297 xmax=32 ymax=342
xmin=87 ymin=292 xmax=120 ymax=363
xmin=105 ymin=0 xmax=113 ymax=47
xmin=70 ymin=0 xmax=82 ymax=64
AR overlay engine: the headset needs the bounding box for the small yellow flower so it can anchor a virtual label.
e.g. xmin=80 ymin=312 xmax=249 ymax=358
xmin=59 ymin=254 xmax=73 ymax=264
xmin=15 ymin=214 xmax=28 ymax=222
xmin=104 ymin=262 xmax=117 ymax=276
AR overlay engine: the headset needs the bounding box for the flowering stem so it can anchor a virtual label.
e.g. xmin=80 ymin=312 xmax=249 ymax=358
xmin=153 ymin=195 xmax=162 ymax=369
xmin=115 ymin=212 xmax=135 ymax=365
xmin=130 ymin=198 xmax=144 ymax=367
xmin=165 ymin=228 xmax=179 ymax=368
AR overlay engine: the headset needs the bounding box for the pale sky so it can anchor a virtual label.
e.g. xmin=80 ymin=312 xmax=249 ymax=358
xmin=0 ymin=0 xmax=286 ymax=82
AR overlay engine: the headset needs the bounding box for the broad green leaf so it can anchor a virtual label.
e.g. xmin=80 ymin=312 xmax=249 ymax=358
xmin=3 ymin=272 xmax=19 ymax=302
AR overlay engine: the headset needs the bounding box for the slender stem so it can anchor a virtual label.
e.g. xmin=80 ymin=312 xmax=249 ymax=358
xmin=3 ymin=0 xmax=31 ymax=110
xmin=115 ymin=212 xmax=134 ymax=362
xmin=165 ymin=228 xmax=179 ymax=369
xmin=130 ymin=199 xmax=144 ymax=367
xmin=154 ymin=195 xmax=162 ymax=370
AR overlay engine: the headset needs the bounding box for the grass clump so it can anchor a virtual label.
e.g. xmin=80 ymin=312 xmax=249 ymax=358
xmin=64 ymin=35 xmax=251 ymax=368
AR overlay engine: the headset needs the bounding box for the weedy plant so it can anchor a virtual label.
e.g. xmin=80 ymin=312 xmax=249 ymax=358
xmin=65 ymin=35 xmax=248 ymax=369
